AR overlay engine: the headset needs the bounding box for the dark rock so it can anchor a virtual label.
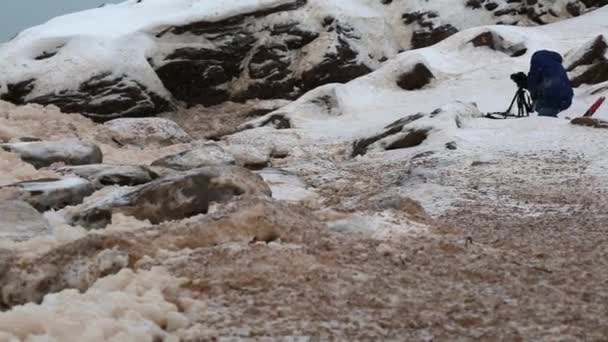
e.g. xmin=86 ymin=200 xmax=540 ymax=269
xmin=385 ymin=129 xmax=429 ymax=150
xmin=446 ymin=141 xmax=458 ymax=150
xmin=1 ymin=140 xmax=103 ymax=169
xmin=571 ymin=62 xmax=608 ymax=87
xmin=352 ymin=113 xmax=426 ymax=157
xmin=470 ymin=31 xmax=527 ymax=57
xmin=0 ymin=79 xmax=36 ymax=104
xmin=104 ymin=117 xmax=192 ymax=147
xmin=0 ymin=200 xmax=52 ymax=241
xmin=566 ymin=35 xmax=607 ymax=71
xmin=5 ymin=177 xmax=95 ymax=212
xmin=571 ymin=117 xmax=608 ymax=128
xmin=485 ymin=2 xmax=499 ymax=11
xmin=29 ymin=73 xmax=172 ymax=122
xmin=566 ymin=2 xmax=582 ymax=16
xmin=396 ymin=63 xmax=435 ymax=90
xmin=566 ymin=35 xmax=608 ymax=87
xmin=151 ymin=144 xmax=236 ymax=171
xmin=56 ymin=164 xmax=158 ymax=188
xmin=466 ymin=0 xmax=485 ymax=9
xmin=67 ymin=166 xmax=271 ymax=229
xmin=411 ymin=24 xmax=459 ymax=49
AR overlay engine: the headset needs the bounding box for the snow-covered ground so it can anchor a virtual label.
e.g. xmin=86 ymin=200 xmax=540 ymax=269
xmin=0 ymin=1 xmax=607 ymax=341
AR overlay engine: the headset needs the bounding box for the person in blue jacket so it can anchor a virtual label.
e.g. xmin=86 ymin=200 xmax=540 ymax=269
xmin=526 ymin=50 xmax=574 ymax=117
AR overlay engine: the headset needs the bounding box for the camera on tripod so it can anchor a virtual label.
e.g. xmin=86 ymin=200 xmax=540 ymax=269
xmin=510 ymin=72 xmax=528 ymax=90
xmin=485 ymin=72 xmax=533 ymax=119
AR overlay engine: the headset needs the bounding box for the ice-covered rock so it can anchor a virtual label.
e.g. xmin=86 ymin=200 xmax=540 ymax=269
xmin=0 ymin=140 xmax=103 ymax=169
xmin=67 ymin=165 xmax=272 ymax=228
xmin=151 ymin=143 xmax=236 ymax=171
xmin=0 ymin=200 xmax=52 ymax=241
xmin=55 ymin=164 xmax=158 ymax=188
xmin=5 ymin=177 xmax=95 ymax=212
xmin=104 ymin=117 xmax=192 ymax=147
xmin=352 ymin=102 xmax=482 ymax=156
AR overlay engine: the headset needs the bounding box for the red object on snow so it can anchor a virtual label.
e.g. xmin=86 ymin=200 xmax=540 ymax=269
xmin=583 ymin=96 xmax=606 ymax=117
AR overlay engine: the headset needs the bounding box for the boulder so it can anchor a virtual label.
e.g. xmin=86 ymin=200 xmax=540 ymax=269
xmin=565 ymin=35 xmax=608 ymax=87
xmin=469 ymin=31 xmax=527 ymax=57
xmin=104 ymin=118 xmax=192 ymax=147
xmin=67 ymin=166 xmax=272 ymax=229
xmin=55 ymin=164 xmax=158 ymax=188
xmin=0 ymin=200 xmax=52 ymax=241
xmin=5 ymin=177 xmax=95 ymax=212
xmin=0 ymin=140 xmax=103 ymax=169
xmin=396 ymin=63 xmax=435 ymax=90
xmin=151 ymin=144 xmax=236 ymax=171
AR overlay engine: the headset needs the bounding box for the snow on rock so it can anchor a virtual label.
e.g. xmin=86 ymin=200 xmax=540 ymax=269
xmin=0 ymin=0 xmax=592 ymax=120
xmin=65 ymin=166 xmax=272 ymax=229
xmin=565 ymin=34 xmax=608 ymax=87
xmin=0 ymin=267 xmax=188 ymax=341
xmin=103 ymin=117 xmax=192 ymax=147
xmin=352 ymin=102 xmax=482 ymax=156
xmin=3 ymin=177 xmax=95 ymax=212
xmin=56 ymin=164 xmax=159 ymax=188
xmin=0 ymin=140 xmax=103 ymax=169
xmin=0 ymin=201 xmax=52 ymax=242
xmin=151 ymin=143 xmax=236 ymax=171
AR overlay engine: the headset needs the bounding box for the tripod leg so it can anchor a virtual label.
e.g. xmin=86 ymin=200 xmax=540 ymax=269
xmin=505 ymin=90 xmax=519 ymax=114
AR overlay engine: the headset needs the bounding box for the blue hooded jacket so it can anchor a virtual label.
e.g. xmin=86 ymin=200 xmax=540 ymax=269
xmin=527 ymin=50 xmax=574 ymax=111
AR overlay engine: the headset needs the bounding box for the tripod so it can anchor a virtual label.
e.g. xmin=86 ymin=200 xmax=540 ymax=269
xmin=485 ymin=87 xmax=533 ymax=119
xmin=504 ymin=87 xmax=533 ymax=117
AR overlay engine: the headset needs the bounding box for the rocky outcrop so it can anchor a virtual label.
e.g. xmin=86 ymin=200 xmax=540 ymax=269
xmin=5 ymin=177 xmax=95 ymax=212
xmin=67 ymin=166 xmax=271 ymax=229
xmin=565 ymin=35 xmax=608 ymax=87
xmin=464 ymin=0 xmax=599 ymax=25
xmin=152 ymin=1 xmax=373 ymax=107
xmin=0 ymin=200 xmax=52 ymax=241
xmin=103 ymin=118 xmax=192 ymax=147
xmin=20 ymin=73 xmax=173 ymax=123
xmin=151 ymin=144 xmax=236 ymax=171
xmin=0 ymin=140 xmax=102 ymax=169
xmin=55 ymin=164 xmax=158 ymax=188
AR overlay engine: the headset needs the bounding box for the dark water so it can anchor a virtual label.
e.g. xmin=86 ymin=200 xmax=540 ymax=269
xmin=0 ymin=0 xmax=120 ymax=42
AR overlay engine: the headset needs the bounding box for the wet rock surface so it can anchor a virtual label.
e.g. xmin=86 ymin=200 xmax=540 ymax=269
xmin=67 ymin=165 xmax=271 ymax=229
xmin=4 ymin=177 xmax=95 ymax=212
xmin=55 ymin=164 xmax=158 ymax=188
xmin=0 ymin=140 xmax=103 ymax=169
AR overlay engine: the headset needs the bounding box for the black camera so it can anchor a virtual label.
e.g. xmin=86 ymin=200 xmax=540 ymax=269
xmin=510 ymin=72 xmax=528 ymax=89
